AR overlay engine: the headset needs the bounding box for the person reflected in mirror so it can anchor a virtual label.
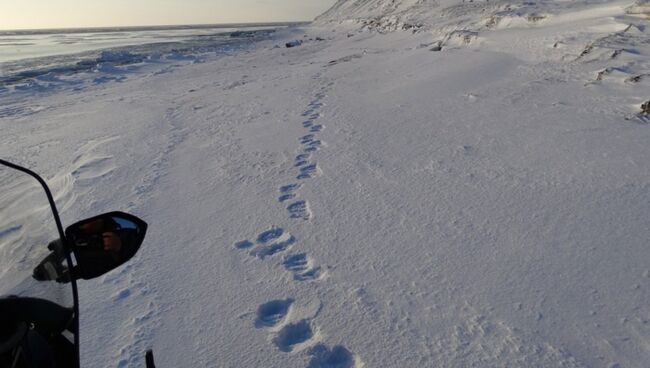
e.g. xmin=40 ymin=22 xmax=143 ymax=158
xmin=69 ymin=216 xmax=139 ymax=268
xmin=78 ymin=219 xmax=123 ymax=254
xmin=64 ymin=213 xmax=146 ymax=280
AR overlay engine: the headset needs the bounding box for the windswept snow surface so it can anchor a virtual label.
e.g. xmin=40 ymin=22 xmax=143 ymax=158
xmin=2 ymin=1 xmax=650 ymax=367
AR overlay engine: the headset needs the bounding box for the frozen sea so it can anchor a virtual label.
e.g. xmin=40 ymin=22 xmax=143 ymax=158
xmin=0 ymin=23 xmax=298 ymax=86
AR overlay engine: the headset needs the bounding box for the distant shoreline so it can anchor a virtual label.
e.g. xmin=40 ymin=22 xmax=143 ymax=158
xmin=0 ymin=22 xmax=310 ymax=36
xmin=0 ymin=25 xmax=290 ymax=86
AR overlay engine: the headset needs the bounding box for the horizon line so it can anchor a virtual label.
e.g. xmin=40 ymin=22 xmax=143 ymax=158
xmin=0 ymin=20 xmax=312 ymax=33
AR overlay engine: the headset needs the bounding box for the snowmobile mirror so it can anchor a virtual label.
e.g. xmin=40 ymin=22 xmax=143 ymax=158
xmin=65 ymin=212 xmax=147 ymax=280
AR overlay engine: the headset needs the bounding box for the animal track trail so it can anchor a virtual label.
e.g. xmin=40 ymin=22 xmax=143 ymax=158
xmin=277 ymin=83 xmax=331 ymax=222
xmin=290 ymin=78 xmax=362 ymax=367
xmin=234 ymin=76 xmax=361 ymax=366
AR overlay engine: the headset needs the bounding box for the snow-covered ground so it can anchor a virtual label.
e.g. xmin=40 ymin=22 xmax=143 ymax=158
xmin=2 ymin=1 xmax=650 ymax=367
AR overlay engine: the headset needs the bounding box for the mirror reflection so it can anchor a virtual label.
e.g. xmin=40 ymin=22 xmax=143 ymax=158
xmin=65 ymin=212 xmax=147 ymax=280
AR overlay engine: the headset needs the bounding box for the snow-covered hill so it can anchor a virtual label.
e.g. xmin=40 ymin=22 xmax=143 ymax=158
xmin=318 ymin=0 xmax=650 ymax=119
xmin=317 ymin=0 xmax=648 ymax=34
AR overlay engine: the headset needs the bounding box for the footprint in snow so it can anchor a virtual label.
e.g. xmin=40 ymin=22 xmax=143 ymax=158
xmin=296 ymin=153 xmax=311 ymax=161
xmin=297 ymin=163 xmax=320 ymax=179
xmin=234 ymin=227 xmax=296 ymax=259
xmin=294 ymin=267 xmax=322 ymax=282
xmin=256 ymin=299 xmax=293 ymax=328
xmin=257 ymin=227 xmax=284 ymax=243
xmin=234 ymin=240 xmax=254 ymax=249
xmin=113 ymin=289 xmax=131 ymax=301
xmin=274 ymin=319 xmax=317 ymax=353
xmin=287 ymin=200 xmax=312 ymax=220
xmin=284 ymin=253 xmax=322 ymax=281
xmin=303 ymin=141 xmax=323 ymax=153
xmin=306 ymin=140 xmax=322 ymax=148
xmin=307 ymin=344 xmax=360 ymax=368
xmin=279 ymin=183 xmax=301 ymax=203
xmin=250 ymin=234 xmax=296 ymax=259
xmin=234 ymin=229 xmax=324 ymax=281
xmin=301 ymin=134 xmax=315 ymax=144
xmin=295 ymin=153 xmax=311 ymax=167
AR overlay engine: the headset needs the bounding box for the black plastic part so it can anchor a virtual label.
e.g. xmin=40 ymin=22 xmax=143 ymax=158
xmin=23 ymin=329 xmax=56 ymax=368
xmin=0 ymin=159 xmax=81 ymax=368
xmin=146 ymin=349 xmax=156 ymax=368
xmin=0 ymin=297 xmax=74 ymax=336
xmin=0 ymin=321 xmax=27 ymax=355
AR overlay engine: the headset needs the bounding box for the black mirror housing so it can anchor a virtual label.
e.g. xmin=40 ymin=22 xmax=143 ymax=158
xmin=65 ymin=212 xmax=147 ymax=280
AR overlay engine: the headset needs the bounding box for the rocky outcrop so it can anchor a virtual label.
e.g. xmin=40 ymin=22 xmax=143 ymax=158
xmin=627 ymin=0 xmax=650 ymax=15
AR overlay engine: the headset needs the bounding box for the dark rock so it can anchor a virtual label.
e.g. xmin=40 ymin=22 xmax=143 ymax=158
xmin=285 ymin=40 xmax=303 ymax=48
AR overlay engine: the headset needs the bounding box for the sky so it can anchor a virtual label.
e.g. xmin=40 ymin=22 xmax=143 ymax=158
xmin=0 ymin=0 xmax=338 ymax=30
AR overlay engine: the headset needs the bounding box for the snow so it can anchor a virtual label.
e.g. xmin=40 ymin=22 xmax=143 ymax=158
xmin=2 ymin=1 xmax=650 ymax=367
